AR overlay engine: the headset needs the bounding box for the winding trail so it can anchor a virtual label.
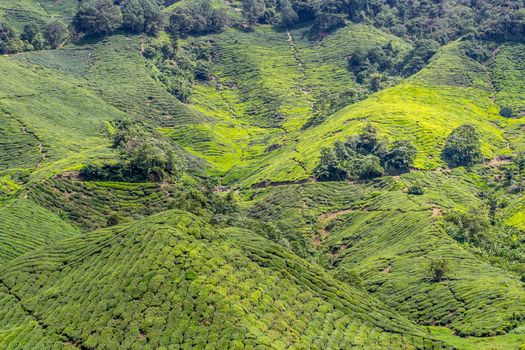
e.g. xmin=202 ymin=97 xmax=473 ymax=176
xmin=286 ymin=31 xmax=315 ymax=110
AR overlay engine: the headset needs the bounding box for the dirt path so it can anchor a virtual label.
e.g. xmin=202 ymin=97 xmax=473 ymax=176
xmin=286 ymin=31 xmax=315 ymax=109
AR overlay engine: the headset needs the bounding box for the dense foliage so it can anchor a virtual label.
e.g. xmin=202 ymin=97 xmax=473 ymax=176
xmin=314 ymin=124 xmax=416 ymax=181
xmin=442 ymin=124 xmax=483 ymax=167
xmin=81 ymin=120 xmax=185 ymax=182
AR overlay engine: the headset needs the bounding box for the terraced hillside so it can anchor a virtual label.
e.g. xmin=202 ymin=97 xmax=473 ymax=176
xmin=0 ymin=211 xmax=447 ymax=349
xmin=0 ymin=0 xmax=524 ymax=348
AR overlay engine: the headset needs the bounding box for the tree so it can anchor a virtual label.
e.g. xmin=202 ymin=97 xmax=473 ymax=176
xmin=0 ymin=23 xmax=16 ymax=54
xmin=121 ymin=0 xmax=164 ymax=36
xmin=514 ymin=151 xmax=525 ymax=191
xmin=278 ymin=0 xmax=298 ymax=27
xmin=442 ymin=124 xmax=482 ymax=167
xmin=44 ymin=21 xmax=67 ymax=49
xmin=73 ymin=0 xmax=123 ymax=36
xmin=349 ymin=154 xmax=384 ymax=180
xmin=168 ymin=0 xmax=229 ymax=37
xmin=242 ymin=0 xmax=264 ymax=27
xmin=383 ymin=140 xmax=417 ymax=175
xmin=426 ymin=257 xmax=449 ymax=282
xmin=314 ymin=147 xmax=348 ymax=181
xmin=20 ymin=24 xmax=39 ymax=43
xmin=485 ymin=192 xmax=498 ymax=225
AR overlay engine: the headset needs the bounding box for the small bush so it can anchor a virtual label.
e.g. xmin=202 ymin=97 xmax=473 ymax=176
xmin=500 ymin=106 xmax=514 ymax=118
xmin=426 ymin=257 xmax=449 ymax=282
xmin=407 ymin=185 xmax=424 ymax=195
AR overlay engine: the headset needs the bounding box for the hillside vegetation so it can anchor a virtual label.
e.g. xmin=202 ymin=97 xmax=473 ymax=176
xmin=0 ymin=0 xmax=524 ymax=349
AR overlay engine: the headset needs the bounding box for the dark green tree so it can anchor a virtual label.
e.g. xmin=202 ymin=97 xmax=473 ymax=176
xmin=242 ymin=0 xmax=264 ymax=27
xmin=500 ymin=106 xmax=514 ymax=118
xmin=121 ymin=0 xmax=163 ymax=35
xmin=442 ymin=124 xmax=482 ymax=167
xmin=313 ymin=147 xmax=348 ymax=181
xmin=73 ymin=0 xmax=123 ymax=36
xmin=44 ymin=21 xmax=68 ymax=49
xmin=383 ymin=140 xmax=417 ymax=175
xmin=349 ymin=154 xmax=384 ymax=180
xmin=0 ymin=23 xmax=16 ymax=54
xmin=278 ymin=0 xmax=298 ymax=27
xmin=20 ymin=24 xmax=39 ymax=43
xmin=426 ymin=257 xmax=449 ymax=282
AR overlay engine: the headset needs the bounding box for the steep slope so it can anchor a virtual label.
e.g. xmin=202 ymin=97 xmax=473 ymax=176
xmin=229 ymin=39 xmax=520 ymax=186
xmin=0 ymin=210 xmax=447 ymax=349
xmin=245 ymin=172 xmax=525 ymax=337
xmin=0 ymin=56 xmax=125 ymax=179
xmin=0 ymin=199 xmax=78 ymax=265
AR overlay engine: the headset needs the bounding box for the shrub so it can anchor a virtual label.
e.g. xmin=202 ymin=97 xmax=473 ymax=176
xmin=500 ymin=106 xmax=514 ymax=118
xmin=442 ymin=124 xmax=482 ymax=167
xmin=407 ymin=184 xmax=424 ymax=195
xmin=106 ymin=212 xmax=123 ymax=227
xmin=426 ymin=257 xmax=449 ymax=282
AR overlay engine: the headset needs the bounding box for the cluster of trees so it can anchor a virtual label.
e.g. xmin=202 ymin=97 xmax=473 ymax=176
xmin=81 ymin=120 xmax=185 ymax=182
xmin=442 ymin=124 xmax=482 ymax=168
xmin=143 ymin=38 xmax=213 ymax=102
xmin=0 ymin=21 xmax=67 ymax=54
xmin=66 ymin=0 xmax=523 ymax=44
xmin=346 ymin=39 xmax=439 ymax=93
xmin=314 ymin=124 xmax=417 ymax=181
xmin=167 ymin=0 xmax=229 ymax=37
xmin=73 ymin=0 xmax=163 ymax=37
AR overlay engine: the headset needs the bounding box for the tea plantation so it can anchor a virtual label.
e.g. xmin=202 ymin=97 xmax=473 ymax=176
xmin=0 ymin=0 xmax=524 ymax=348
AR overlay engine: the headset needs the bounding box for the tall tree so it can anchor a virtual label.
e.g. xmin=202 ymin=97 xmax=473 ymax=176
xmin=242 ymin=0 xmax=263 ymax=27
xmin=44 ymin=21 xmax=68 ymax=49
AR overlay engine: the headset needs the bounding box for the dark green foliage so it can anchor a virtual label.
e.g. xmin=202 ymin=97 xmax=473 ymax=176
xmin=426 ymin=257 xmax=449 ymax=282
xmin=278 ymin=0 xmax=299 ymax=27
xmin=500 ymin=105 xmax=514 ymax=118
xmin=20 ymin=24 xmax=39 ymax=43
xmin=407 ymin=184 xmax=424 ymax=195
xmin=106 ymin=212 xmax=123 ymax=226
xmin=121 ymin=0 xmax=164 ymax=36
xmin=73 ymin=0 xmax=123 ymax=36
xmin=168 ymin=0 xmax=229 ymax=37
xmin=313 ymin=0 xmax=367 ymax=32
xmin=81 ymin=120 xmax=185 ymax=183
xmin=242 ymin=0 xmax=264 ymax=27
xmin=444 ymin=209 xmax=490 ymax=244
xmin=401 ymin=39 xmax=440 ymax=76
xmin=0 ymin=22 xmax=19 ymax=54
xmin=384 ymin=140 xmax=417 ymax=175
xmin=44 ymin=21 xmax=68 ymax=49
xmin=314 ymin=124 xmax=416 ymax=181
xmin=144 ymin=38 xmax=213 ymax=102
xmin=442 ymin=124 xmax=483 ymax=167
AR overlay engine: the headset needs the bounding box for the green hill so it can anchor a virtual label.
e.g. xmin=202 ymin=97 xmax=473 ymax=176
xmin=0 ymin=210 xmax=446 ymax=349
xmin=0 ymin=0 xmax=524 ymax=348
